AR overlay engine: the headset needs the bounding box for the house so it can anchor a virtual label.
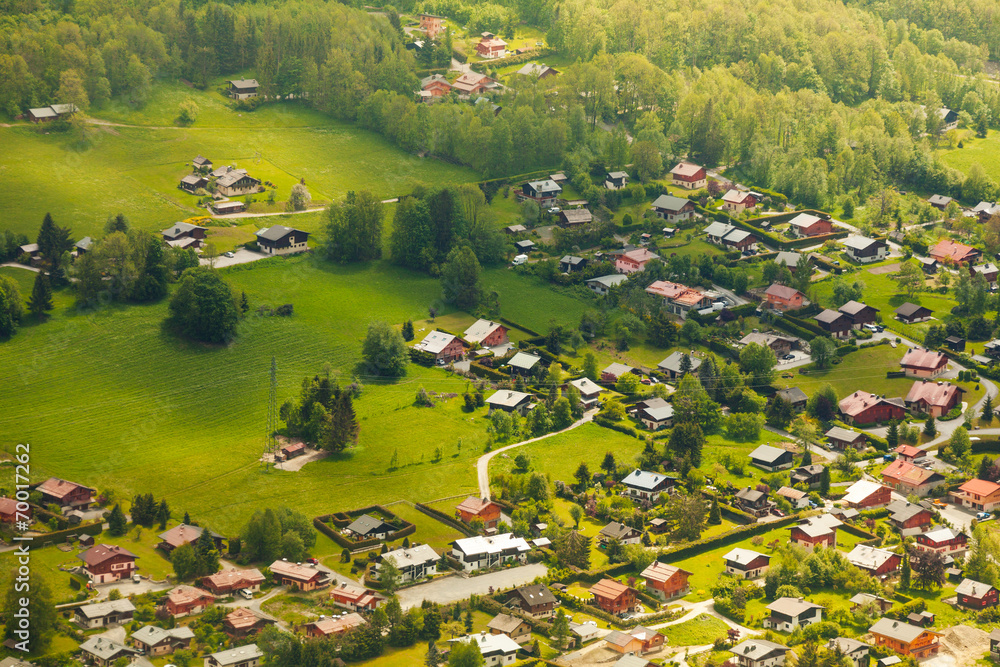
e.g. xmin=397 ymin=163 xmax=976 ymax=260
xmin=451 ymin=632 xmax=520 ymax=667
xmin=839 ymin=390 xmax=906 ymax=425
xmin=216 ymin=168 xmax=261 ymax=197
xmin=570 ymin=620 xmax=601 ymax=644
xmin=223 ymin=608 xmax=274 ymax=637
xmin=74 ymin=599 xmax=136 ymax=629
xmin=812 ymin=308 xmax=851 ymax=338
xmin=279 ymin=442 xmax=305 ymax=461
xmin=192 ymin=155 xmax=212 ymax=170
xmin=734 ymin=487 xmax=774 ymax=517
xmin=598 ymin=522 xmax=642 ymax=546
xmin=928 ymin=194 xmax=953 ymax=210
xmin=991 ymin=628 xmax=1000 ymax=661
xmin=456 ymin=497 xmax=502 ymax=529
xmin=637 ymin=401 xmax=674 ymax=430
xmin=721 ymin=189 xmax=759 ymax=213
xmin=605 ymin=171 xmax=630 ymax=190
xmin=620 ymin=469 xmax=676 ymax=502
xmin=212 ymin=200 xmax=246 ymax=215
xmin=486 ymin=390 xmax=532 ymax=416
xmin=605 ymin=626 xmax=664 ymax=655
xmin=36 ymin=477 xmax=93 ymax=510
xmin=616 ymin=248 xmax=659 ymax=274
xmin=77 ymin=544 xmax=138 ymax=584
xmin=850 ymin=593 xmax=894 ymax=613
xmin=345 ymin=513 xmax=396 ymax=540
xmin=650 ymin=195 xmax=696 ymax=223
xmin=329 ymin=582 xmax=382 ymax=611
xmin=723 ymin=548 xmax=771 ymax=578
xmin=915 ymin=526 xmax=968 ymax=555
xmin=180 ymin=174 xmax=208 ymax=193
xmin=763 ymin=284 xmax=806 ymax=311
xmin=420 ymin=74 xmax=452 ymax=97
xmin=895 ymin=303 xmax=932 ymax=324
xmin=26 ymin=103 xmax=77 ymax=122
xmin=829 ymin=507 xmax=860 ymax=522
xmin=464 ymin=319 xmax=509 ymax=347
xmin=905 ymin=380 xmax=963 ymax=417
xmin=972 ymin=263 xmax=1000 ymax=286
xmin=775 ymin=387 xmax=808 ymax=413
xmin=505 ymin=224 xmax=527 ymax=235
xmin=201 ymin=568 xmax=266 ymax=595
xmin=657 ymin=351 xmax=702 ymax=379
xmin=73 ymin=236 xmax=93 ymax=257
xmin=451 ymin=533 xmax=530 ymax=571
xmin=0 ymin=497 xmax=28 ymax=524
xmin=269 ymin=559 xmax=325 ymax=591
xmin=838 ymin=300 xmax=879 ymax=329
xmin=493 ymin=350 xmax=541 ymax=382
xmin=790 ymin=464 xmax=825 ymax=488
xmin=741 ymin=332 xmax=800 ymax=356
xmin=641 ymin=562 xmax=691 ymax=600
xmin=729 ymin=639 xmax=789 ymax=667
xmin=645 ymin=280 xmax=714 ymax=318
xmin=669 ymin=162 xmax=707 ymax=189
xmin=505 ymin=584 xmax=557 ymax=618
xmin=869 ymin=618 xmax=941 ymax=658
xmin=845 ymin=544 xmax=901 ymax=576
xmin=521 ymin=179 xmax=561 ymax=204
xmin=895 ymin=444 xmax=926 ymax=463
xmin=929 ymin=239 xmax=981 ymax=265
xmin=452 ymin=71 xmax=495 ymax=95
xmin=587 ymin=274 xmax=628 ymax=296
xmin=227 ymin=79 xmax=259 ymax=99
xmin=974 ymin=201 xmax=1000 ymax=221
xmin=825 ymin=426 xmax=867 ymax=451
xmin=559 ymin=209 xmax=593 ymax=227
xmin=378 ymin=544 xmax=439 ymax=582
xmin=80 ymin=637 xmax=137 ymax=667
xmin=826 ymin=638 xmax=870 ymax=667
xmin=601 ymin=362 xmax=636 ymax=383
xmin=475 ymin=32 xmax=507 ymax=59
xmin=886 ymin=500 xmax=933 ymax=531
xmin=987 ymin=339 xmax=1000 ymax=358
xmin=778 ymin=487 xmax=809 ymax=510
xmin=255 ymin=225 xmax=308 ymax=256
xmin=419 ymin=13 xmax=444 ymax=39
xmin=589 ymin=578 xmax=636 ymax=615
xmin=788 ymin=213 xmax=834 ymax=238
xmin=881 ymin=459 xmax=946 ymax=497
xmin=920 ymin=257 xmax=939 ymax=273
xmin=703 ymin=222 xmax=758 ymax=252
xmin=164 ymin=585 xmax=215 ymax=617
xmin=842 ymin=479 xmax=892 ymax=509
xmin=129 ymin=625 xmax=194 ymax=656
xmin=790 ymin=515 xmax=841 ymax=550
xmin=413 ymin=330 xmax=465 ymax=363
xmin=304 ymin=613 xmax=367 ymax=638
xmin=748 ymin=444 xmax=794 ymax=471
xmin=517 ymin=62 xmax=559 ymax=79
xmin=158 ymin=524 xmax=222 ymax=553
xmin=559 ymin=255 xmax=587 ymax=272
xmin=946 ymin=335 xmax=965 ymax=351
xmin=569 ymin=377 xmax=603 ymax=407
xmin=951 ymin=478 xmax=1000 ymax=511
xmin=842 ymin=235 xmax=888 ymax=263
xmin=763 ymin=597 xmax=824 ymax=631
xmin=900 ymin=348 xmax=948 ymax=379
xmin=487 ymin=613 xmax=531 ymax=644
xmin=206 ymin=644 xmax=263 ymax=667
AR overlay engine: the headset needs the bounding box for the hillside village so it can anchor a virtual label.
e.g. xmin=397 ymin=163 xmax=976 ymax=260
xmin=5 ymin=0 xmax=1000 ymax=666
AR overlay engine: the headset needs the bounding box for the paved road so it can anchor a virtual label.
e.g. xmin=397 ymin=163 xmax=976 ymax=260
xmin=476 ymin=409 xmax=598 ymax=499
xmin=396 ymin=563 xmax=548 ymax=610
xmin=201 ymin=248 xmax=270 ymax=268
xmin=711 ymin=284 xmax=748 ymax=307
xmin=0 ymin=262 xmax=40 ymax=273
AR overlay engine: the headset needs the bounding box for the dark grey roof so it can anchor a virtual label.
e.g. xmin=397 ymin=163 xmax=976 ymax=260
xmin=886 ymin=500 xmax=928 ymax=523
xmin=839 ymin=300 xmax=875 ymax=316
xmin=346 ymin=514 xmax=394 ymax=536
xmin=507 ymin=352 xmax=541 ymax=370
xmin=895 ymin=302 xmax=931 ymax=318
xmin=814 ymin=309 xmax=848 ymax=324
xmin=599 ymin=522 xmax=638 ymax=540
xmin=651 ymin=194 xmax=691 ymax=212
xmin=657 ymin=351 xmax=702 ymax=374
xmin=776 ymin=387 xmax=807 ymax=404
xmin=825 ymin=426 xmax=864 ymax=442
xmin=749 ymin=444 xmax=790 ymax=464
xmin=256 ymin=225 xmax=307 ymax=242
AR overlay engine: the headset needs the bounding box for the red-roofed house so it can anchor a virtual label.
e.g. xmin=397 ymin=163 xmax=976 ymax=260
xmin=900 ymin=348 xmax=948 ymax=379
xmin=37 ymin=477 xmax=93 ymax=509
xmin=721 ymin=190 xmax=759 ymax=213
xmin=952 ymin=479 xmax=1000 ymax=511
xmin=202 ymin=569 xmax=266 ymax=595
xmin=223 ymin=608 xmax=275 ymax=637
xmin=305 ymin=613 xmax=367 ymax=638
xmin=788 ymin=213 xmax=834 ymax=237
xmin=763 ymin=284 xmax=806 ymax=311
xmin=164 ymin=586 xmax=215 ymax=617
xmin=881 ymin=460 xmax=947 ymax=497
xmin=270 ymin=560 xmax=325 ymax=591
xmin=590 ymin=578 xmax=636 ymax=614
xmin=452 ymin=71 xmax=494 ymax=95
xmin=640 ymin=562 xmax=692 ymax=600
xmin=905 ymin=381 xmax=963 ymax=417
xmin=0 ymin=497 xmax=28 ymax=524
xmin=839 ymin=391 xmax=906 ymax=425
xmin=420 ymin=74 xmax=452 ymax=97
xmin=78 ymin=545 xmax=138 ymax=584
xmin=894 ymin=444 xmax=926 ymax=463
xmin=616 ymin=248 xmax=659 ymax=274
xmin=419 ymin=13 xmax=444 ymax=40
xmin=475 ymin=33 xmax=507 ymax=59
xmin=330 ymin=582 xmax=383 ymax=611
xmin=669 ymin=162 xmax=707 ymax=189
xmin=930 ymin=239 xmax=981 ymax=265
xmin=456 ymin=497 xmax=502 ymax=529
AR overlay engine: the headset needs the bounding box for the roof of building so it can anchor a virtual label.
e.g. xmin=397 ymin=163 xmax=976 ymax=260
xmin=37 ymin=477 xmax=91 ymax=500
xmin=722 ymin=548 xmax=768 ymax=566
xmin=131 ymin=625 xmax=194 ymax=647
xmin=839 ymin=300 xmax=875 ymax=316
xmin=525 ymin=178 xmax=562 ymax=194
xmin=764 ymin=284 xmax=804 ymax=301
xmin=958 ymin=478 xmax=1000 ymax=497
xmin=850 ymin=592 xmax=890 ymax=606
xmin=776 ymin=387 xmax=808 ymax=404
xmin=736 ymin=487 xmax=767 ymax=503
xmin=509 ymin=583 xmax=556 ymax=606
xmin=920 ymin=526 xmax=966 ymax=544
xmin=614 ymin=656 xmax=652 ymax=667
xmin=589 ymin=577 xmax=631 ymax=599
xmin=255 ymin=225 xmax=305 ymax=242
xmin=569 ymin=377 xmax=603 ymax=395
xmin=79 ymin=637 xmax=135 ymax=661
xmin=270 ymin=559 xmax=322 ymax=581
xmin=620 ymin=469 xmax=673 ymax=491
xmin=453 ymin=533 xmax=530 ymax=556
xmin=930 ymin=239 xmax=979 ymax=262
xmin=774 ymin=251 xmax=802 ymax=268
xmin=657 ymin=351 xmax=703 ymax=375
xmin=641 ymin=404 xmax=674 ymax=422
xmin=842 ymin=479 xmax=887 ymax=505
xmin=670 ymin=162 xmax=704 ymax=177
xmin=839 ymin=390 xmax=902 ymax=418
xmin=308 ymin=613 xmax=367 ymax=635
xmin=749 ymin=444 xmax=790 ymax=464
xmin=486 ymin=390 xmax=532 ymax=408
xmin=599 ymin=522 xmax=639 ymax=541
xmin=486 ymin=613 xmax=526 ymax=634
xmin=778 ymin=486 xmax=808 ymax=501
xmin=846 ymin=544 xmax=899 ymax=570
xmin=451 ymin=632 xmax=520 ymax=656
xmin=464 ymin=319 xmax=506 ymax=343
xmin=216 ymin=167 xmax=255 ymax=188
xmin=870 ymin=617 xmax=939 ymax=644
xmin=906 ymin=380 xmax=961 ymax=407
xmin=167 ymin=585 xmax=214 ymax=607
xmin=704 ymin=221 xmax=736 ymax=238
xmin=788 ymin=213 xmax=824 ymax=229
xmin=722 ymin=189 xmax=754 ymax=204
xmin=640 ymin=561 xmax=692 ymax=583
xmin=603 ymin=362 xmax=634 ymax=378
xmin=560 ymin=209 xmax=593 ymax=224
xmin=588 ymin=274 xmax=629 ymax=288
xmin=415 ymin=330 xmax=459 ymax=355
xmin=516 ymin=63 xmax=557 ymax=77
xmin=886 ymin=500 xmax=930 ymax=524
xmin=766 ymin=596 xmax=825 ymax=617
xmin=929 ymin=194 xmax=953 ymax=206
xmin=825 ymin=426 xmax=864 ymax=442
xmin=225 ymin=607 xmax=267 ymax=630
xmin=827 ymin=637 xmax=869 ymax=654
xmin=421 ymin=73 xmax=451 ymax=89
xmin=895 ymin=302 xmax=931 ymax=318
xmin=346 ymin=513 xmax=394 ymax=535
xmin=229 ymin=79 xmax=259 ymax=88
xmin=381 ymin=544 xmax=439 ymax=568
xmin=901 ymin=347 xmax=947 ymax=370
xmin=651 ymin=194 xmax=692 ymax=212
xmin=973 ymin=263 xmax=999 ymax=275
xmin=815 ymin=308 xmax=848 ymax=325
xmin=882 ymin=459 xmax=945 ymax=486
xmin=203 ymin=568 xmax=265 ymax=589
xmin=78 ymin=544 xmax=137 ymax=567
xmin=76 ymin=599 xmax=136 ymax=619
xmin=842 ymin=235 xmax=885 ymax=251
xmin=895 ymin=444 xmax=924 ymax=458
xmin=507 ymin=352 xmax=541 ymax=370
xmin=208 ymin=644 xmax=264 ymax=667
xmin=618 ymin=248 xmax=659 ymax=264
xmin=730 ymin=639 xmax=788 ymax=659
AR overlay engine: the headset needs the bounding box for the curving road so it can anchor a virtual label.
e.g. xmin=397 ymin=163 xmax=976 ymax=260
xmin=476 ymin=409 xmax=598 ymax=499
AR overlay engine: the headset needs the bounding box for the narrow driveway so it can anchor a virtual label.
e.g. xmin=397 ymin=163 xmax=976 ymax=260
xmin=396 ymin=563 xmax=548 ymax=610
xmin=0 ymin=262 xmax=39 ymax=273
xmin=711 ymin=284 xmax=748 ymax=307
xmin=477 ymin=409 xmax=598 ymax=499
xmin=211 ymin=206 xmax=326 ymax=220
xmin=201 ymin=248 xmax=270 ymax=268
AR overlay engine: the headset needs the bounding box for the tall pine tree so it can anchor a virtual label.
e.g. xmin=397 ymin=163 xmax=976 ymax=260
xmin=27 ymin=272 xmax=53 ymax=319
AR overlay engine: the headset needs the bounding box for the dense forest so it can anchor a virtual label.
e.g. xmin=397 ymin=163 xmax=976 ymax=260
xmin=1 ymin=0 xmax=999 ymax=206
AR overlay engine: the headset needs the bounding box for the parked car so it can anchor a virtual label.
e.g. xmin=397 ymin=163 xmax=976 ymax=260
xmin=511 ymin=254 xmax=528 ymax=266
xmin=875 ymin=324 xmax=885 ymax=332
xmin=783 ymin=353 xmax=795 ymax=360
xmin=240 ymin=589 xmax=254 ymax=600
xmin=864 ymin=323 xmax=879 ymax=332
xmin=977 ymin=512 xmax=993 ymax=521
xmin=224 ymin=251 xmax=235 ymax=258
xmin=132 ymin=573 xmax=141 ymax=583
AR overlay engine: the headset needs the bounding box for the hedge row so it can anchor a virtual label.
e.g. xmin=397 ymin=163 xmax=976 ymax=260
xmin=838 ymin=522 xmax=879 ymax=541
xmin=468 ymin=362 xmax=508 ymax=382
xmin=707 ymin=338 xmax=739 ymax=360
xmin=499 ymin=317 xmax=541 ymax=337
xmin=29 ymin=520 xmax=103 ymax=549
xmin=783 ymin=313 xmax=828 ymax=337
xmin=414 ymin=502 xmax=475 ymax=537
xmin=593 ymin=415 xmax=644 ymax=439
xmin=312 ymin=506 xmax=416 ymax=550
xmin=770 ymin=316 xmax=821 ymax=342
xmin=410 ymin=348 xmax=437 ymax=367
xmin=653 ymin=515 xmax=800 ymax=564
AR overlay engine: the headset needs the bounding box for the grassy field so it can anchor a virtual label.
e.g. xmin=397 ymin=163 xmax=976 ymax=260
xmin=937 ymin=129 xmax=1000 ymax=182
xmin=775 ymin=344 xmax=916 ymax=398
xmin=0 ymin=103 xmax=475 ymax=238
xmin=659 ymin=613 xmax=730 ymax=646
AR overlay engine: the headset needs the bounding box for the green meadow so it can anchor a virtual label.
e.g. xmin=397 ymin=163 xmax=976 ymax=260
xmin=937 ymin=129 xmax=1000 ymax=183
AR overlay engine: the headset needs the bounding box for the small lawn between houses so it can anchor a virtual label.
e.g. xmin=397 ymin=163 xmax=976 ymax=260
xmin=659 ymin=613 xmax=730 ymax=646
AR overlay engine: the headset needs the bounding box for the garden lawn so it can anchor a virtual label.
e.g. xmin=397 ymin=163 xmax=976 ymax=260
xmin=482 ymin=267 xmax=595 ymax=332
xmin=659 ymin=613 xmax=730 ymax=646
xmin=937 ymin=130 xmax=1000 ymax=183
xmin=701 ymin=430 xmax=794 ymax=488
xmin=380 ymin=501 xmax=466 ymax=553
xmin=774 ymin=344 xmax=914 ymax=398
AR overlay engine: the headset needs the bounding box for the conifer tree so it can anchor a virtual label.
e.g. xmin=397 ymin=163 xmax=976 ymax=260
xmin=27 ymin=272 xmax=53 ymax=319
xmin=108 ymin=504 xmax=127 ymax=536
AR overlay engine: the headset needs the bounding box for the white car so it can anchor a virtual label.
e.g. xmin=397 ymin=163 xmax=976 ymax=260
xmin=511 ymin=254 xmax=528 ymax=266
xmin=224 ymin=251 xmax=235 ymax=258
xmin=239 ymin=589 xmax=253 ymax=600
xmin=864 ymin=323 xmax=879 ymax=332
